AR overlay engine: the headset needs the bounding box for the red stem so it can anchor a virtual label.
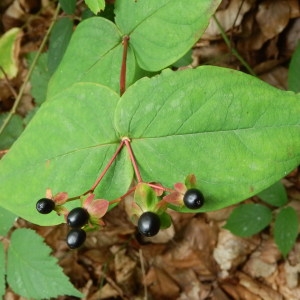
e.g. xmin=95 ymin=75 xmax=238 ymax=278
xmin=147 ymin=182 xmax=173 ymax=193
xmin=120 ymin=35 xmax=130 ymax=96
xmin=85 ymin=141 xmax=125 ymax=194
xmin=123 ymin=138 xmax=142 ymax=183
xmin=109 ymin=185 xmax=138 ymax=205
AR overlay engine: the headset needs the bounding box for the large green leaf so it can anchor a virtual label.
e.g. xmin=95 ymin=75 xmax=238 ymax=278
xmin=0 ymin=83 xmax=133 ymax=225
xmin=27 ymin=52 xmax=51 ymax=106
xmin=114 ymin=0 xmax=221 ymax=71
xmin=7 ymin=228 xmax=82 ymax=298
xmin=0 ymin=114 xmax=24 ymax=149
xmin=115 ymin=66 xmax=300 ymax=212
xmin=0 ymin=206 xmax=16 ymax=236
xmin=48 ymin=17 xmax=74 ymax=75
xmin=47 ymin=17 xmax=136 ymax=98
xmin=49 ymin=1 xmax=220 ymax=96
xmin=1 ymin=66 xmax=300 ymax=225
xmin=0 ymin=242 xmax=5 ymax=298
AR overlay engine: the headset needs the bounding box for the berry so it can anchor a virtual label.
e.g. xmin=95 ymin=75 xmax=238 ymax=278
xmin=67 ymin=207 xmax=89 ymax=228
xmin=36 ymin=198 xmax=55 ymax=214
xmin=66 ymin=228 xmax=86 ymax=249
xmin=183 ymin=188 xmax=204 ymax=209
xmin=137 ymin=211 xmax=160 ymax=237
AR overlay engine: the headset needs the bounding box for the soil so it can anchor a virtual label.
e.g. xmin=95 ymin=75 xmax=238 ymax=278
xmin=1 ymin=0 xmax=300 ymax=299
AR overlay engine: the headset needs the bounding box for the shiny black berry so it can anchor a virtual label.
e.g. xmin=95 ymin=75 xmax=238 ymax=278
xmin=67 ymin=207 xmax=89 ymax=228
xmin=36 ymin=198 xmax=55 ymax=214
xmin=137 ymin=211 xmax=160 ymax=237
xmin=66 ymin=228 xmax=86 ymax=249
xmin=183 ymin=188 xmax=204 ymax=209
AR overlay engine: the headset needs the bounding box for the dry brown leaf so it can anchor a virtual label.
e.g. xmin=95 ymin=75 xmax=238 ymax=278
xmin=221 ymin=282 xmax=263 ymax=300
xmin=237 ymin=271 xmax=283 ymax=300
xmin=204 ymin=0 xmax=254 ymax=38
xmin=144 ymin=266 xmax=180 ymax=299
xmin=213 ymin=229 xmax=260 ymax=277
xmin=256 ymin=0 xmax=291 ymax=39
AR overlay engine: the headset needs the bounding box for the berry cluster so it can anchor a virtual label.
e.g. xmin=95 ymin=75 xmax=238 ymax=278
xmin=35 ymin=139 xmax=205 ymax=249
xmin=36 ymin=200 xmax=89 ymax=248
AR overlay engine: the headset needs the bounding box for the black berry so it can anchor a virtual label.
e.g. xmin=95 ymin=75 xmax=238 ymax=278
xmin=67 ymin=207 xmax=89 ymax=228
xmin=66 ymin=228 xmax=86 ymax=249
xmin=137 ymin=211 xmax=160 ymax=237
xmin=36 ymin=198 xmax=55 ymax=214
xmin=183 ymin=188 xmax=205 ymax=209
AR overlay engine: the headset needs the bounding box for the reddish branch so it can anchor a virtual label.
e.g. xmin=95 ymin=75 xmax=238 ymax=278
xmin=120 ymin=35 xmax=130 ymax=96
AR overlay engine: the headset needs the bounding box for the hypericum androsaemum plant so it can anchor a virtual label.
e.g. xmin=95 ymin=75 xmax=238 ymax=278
xmin=0 ymin=0 xmax=300 ymax=267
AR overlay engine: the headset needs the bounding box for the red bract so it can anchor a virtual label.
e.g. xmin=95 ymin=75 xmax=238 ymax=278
xmin=82 ymin=194 xmax=109 ymax=226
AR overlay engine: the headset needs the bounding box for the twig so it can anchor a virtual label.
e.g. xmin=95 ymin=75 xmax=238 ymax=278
xmin=0 ymin=4 xmax=61 ymax=136
xmin=139 ymin=249 xmax=148 ymax=300
xmin=212 ymin=14 xmax=256 ymax=76
xmin=230 ymin=0 xmax=246 ymax=44
xmin=0 ymin=67 xmax=18 ymax=98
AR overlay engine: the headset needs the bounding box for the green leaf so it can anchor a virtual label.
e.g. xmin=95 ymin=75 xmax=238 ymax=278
xmin=159 ymin=212 xmax=172 ymax=229
xmin=224 ymin=203 xmax=272 ymax=237
xmin=172 ymin=49 xmax=193 ymax=68
xmin=115 ymin=66 xmax=300 ymax=212
xmin=274 ymin=207 xmax=298 ymax=257
xmin=288 ymin=42 xmax=300 ymax=93
xmin=0 ymin=83 xmax=133 ymax=225
xmin=134 ymin=183 xmax=158 ymax=211
xmin=0 ymin=242 xmax=5 ymax=298
xmin=0 ymin=114 xmax=24 ymax=150
xmin=59 ymin=0 xmax=76 ymax=14
xmin=84 ymin=0 xmax=105 ymax=14
xmin=257 ymin=181 xmax=288 ymax=207
xmin=0 ymin=206 xmax=16 ymax=236
xmin=115 ymin=0 xmax=221 ymax=71
xmin=49 ymin=2 xmax=220 ymax=94
xmin=0 ymin=27 xmax=21 ymax=79
xmin=48 ymin=17 xmax=73 ymax=75
xmin=7 ymin=228 xmax=82 ymax=298
xmin=27 ymin=52 xmax=50 ymax=105
xmin=48 ymin=17 xmax=136 ymax=97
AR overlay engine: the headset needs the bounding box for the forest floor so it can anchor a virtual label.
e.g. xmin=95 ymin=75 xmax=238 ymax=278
xmin=1 ymin=0 xmax=300 ymax=299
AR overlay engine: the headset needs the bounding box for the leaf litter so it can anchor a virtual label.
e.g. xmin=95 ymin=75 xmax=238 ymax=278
xmin=1 ymin=0 xmax=300 ymax=299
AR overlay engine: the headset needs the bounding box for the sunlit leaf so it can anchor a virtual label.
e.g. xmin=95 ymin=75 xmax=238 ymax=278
xmin=115 ymin=67 xmax=300 ymax=212
xmin=84 ymin=0 xmax=105 ymax=14
xmin=0 ymin=28 xmax=21 ymax=79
